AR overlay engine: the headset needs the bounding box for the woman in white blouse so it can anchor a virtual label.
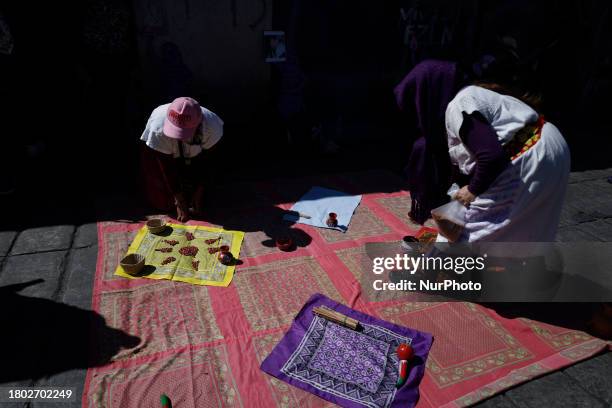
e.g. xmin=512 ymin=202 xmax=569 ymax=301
xmin=444 ymin=83 xmax=570 ymax=242
xmin=140 ymin=97 xmax=224 ymax=222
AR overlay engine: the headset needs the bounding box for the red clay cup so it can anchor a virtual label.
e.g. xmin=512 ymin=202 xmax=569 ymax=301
xmin=218 ymin=251 xmax=233 ymax=264
xmin=326 ymin=213 xmax=338 ymax=227
xmin=276 ymin=236 xmax=293 ymax=251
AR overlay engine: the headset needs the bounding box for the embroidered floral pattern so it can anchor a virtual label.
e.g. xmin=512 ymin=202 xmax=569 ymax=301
xmin=281 ymin=316 xmax=411 ymax=408
xmin=234 ymin=257 xmax=342 ymax=331
xmin=376 ymin=302 xmax=533 ymax=387
xmin=253 ymin=333 xmax=336 ymax=407
xmin=520 ymin=318 xmax=593 ymax=350
xmin=318 ymin=206 xmax=390 ymax=243
xmin=308 ymin=323 xmax=390 ymax=393
xmin=97 ymin=284 xmax=222 ymax=360
xmin=86 ymin=345 xmax=241 ymax=408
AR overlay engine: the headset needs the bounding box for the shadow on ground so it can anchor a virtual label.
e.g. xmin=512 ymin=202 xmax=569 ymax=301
xmin=0 ymin=280 xmax=140 ymax=383
xmin=485 ymin=302 xmax=610 ymax=340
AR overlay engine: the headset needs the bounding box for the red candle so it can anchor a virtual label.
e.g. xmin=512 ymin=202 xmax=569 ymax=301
xmin=396 ymin=343 xmax=414 ymax=360
xmin=396 ymin=343 xmax=414 ymax=388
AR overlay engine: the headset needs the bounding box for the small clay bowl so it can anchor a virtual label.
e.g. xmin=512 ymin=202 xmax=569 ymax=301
xmin=146 ymin=218 xmax=167 ymax=234
xmin=218 ymin=251 xmax=233 ymax=265
xmin=276 ymin=236 xmax=293 ymax=251
xmin=401 ymin=235 xmax=418 ymax=247
xmin=120 ymin=253 xmax=145 ymax=275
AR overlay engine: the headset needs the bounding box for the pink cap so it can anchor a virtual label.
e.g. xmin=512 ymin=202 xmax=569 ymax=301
xmin=163 ymin=97 xmax=203 ymax=140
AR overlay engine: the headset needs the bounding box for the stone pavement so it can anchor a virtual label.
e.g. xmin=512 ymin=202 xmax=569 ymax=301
xmin=0 ymin=224 xmax=97 ymax=408
xmin=0 ymin=169 xmax=611 ymax=408
xmin=474 ymin=168 xmax=612 ymax=408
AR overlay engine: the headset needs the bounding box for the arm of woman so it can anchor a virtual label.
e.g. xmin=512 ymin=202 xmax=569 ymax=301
xmin=455 ymin=112 xmax=510 ymax=204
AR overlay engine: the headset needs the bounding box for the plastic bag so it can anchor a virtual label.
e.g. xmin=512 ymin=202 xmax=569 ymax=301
xmin=447 ymin=183 xmax=460 ymax=198
xmin=431 ymin=200 xmax=466 ymax=242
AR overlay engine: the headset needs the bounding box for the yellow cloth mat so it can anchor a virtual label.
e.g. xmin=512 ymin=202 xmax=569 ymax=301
xmin=115 ymin=223 xmax=244 ymax=287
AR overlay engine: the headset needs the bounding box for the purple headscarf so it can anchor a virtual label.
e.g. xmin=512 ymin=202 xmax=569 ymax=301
xmin=394 ymin=60 xmax=463 ymax=224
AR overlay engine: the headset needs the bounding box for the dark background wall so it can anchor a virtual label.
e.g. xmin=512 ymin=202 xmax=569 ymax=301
xmin=131 ymin=0 xmax=273 ymax=124
xmin=1 ymin=0 xmax=611 ymax=211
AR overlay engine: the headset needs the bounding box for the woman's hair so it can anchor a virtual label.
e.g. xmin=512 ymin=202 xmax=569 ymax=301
xmin=473 ymin=80 xmax=543 ymax=112
xmin=469 ymin=39 xmax=543 ymax=112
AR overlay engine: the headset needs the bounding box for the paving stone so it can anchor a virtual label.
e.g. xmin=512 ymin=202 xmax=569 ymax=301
xmin=552 ymin=274 xmax=612 ymax=301
xmin=0 ymin=400 xmax=32 ymax=408
xmin=0 ymin=252 xmax=67 ymax=299
xmin=473 ymin=394 xmax=518 ymax=408
xmin=581 ymin=180 xmax=612 ymax=214
xmin=72 ymin=224 xmax=97 ymax=249
xmin=556 ymin=225 xmax=599 ymax=242
xmin=34 ymin=368 xmax=86 ymax=408
xmin=11 ymin=226 xmax=75 ymax=255
xmin=61 ymin=247 xmax=97 ymax=310
xmin=0 ymin=379 xmax=34 ymax=389
xmin=0 ymin=379 xmax=35 ymax=408
xmin=34 ymin=401 xmax=80 ymax=408
xmin=564 ymin=352 xmax=612 ymax=406
xmin=568 ymin=169 xmax=611 ymax=184
xmin=564 ymin=181 xmax=612 ymax=222
xmin=505 ymin=371 xmax=606 ymax=408
xmin=575 ymin=219 xmax=612 ymax=241
xmin=558 ymin=204 xmax=577 ymax=228
xmin=0 ymin=231 xmax=18 ymax=256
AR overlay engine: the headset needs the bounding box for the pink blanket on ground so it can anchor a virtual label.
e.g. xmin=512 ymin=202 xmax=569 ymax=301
xmin=84 ymin=172 xmax=610 ymax=408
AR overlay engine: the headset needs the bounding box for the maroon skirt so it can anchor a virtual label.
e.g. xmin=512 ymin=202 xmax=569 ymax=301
xmin=140 ymin=145 xmax=209 ymax=211
xmin=140 ymin=146 xmax=175 ymax=212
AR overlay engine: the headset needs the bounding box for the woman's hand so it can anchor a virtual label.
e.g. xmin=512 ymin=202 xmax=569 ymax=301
xmin=454 ymin=185 xmax=476 ymax=207
xmin=176 ymin=205 xmax=190 ymax=223
xmin=174 ymin=193 xmax=190 ymax=223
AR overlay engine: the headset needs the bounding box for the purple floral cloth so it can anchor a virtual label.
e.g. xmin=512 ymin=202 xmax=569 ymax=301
xmin=260 ymin=294 xmax=433 ymax=408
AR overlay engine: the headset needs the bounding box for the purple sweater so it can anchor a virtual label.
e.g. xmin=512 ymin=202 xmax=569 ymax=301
xmin=459 ymin=112 xmax=510 ymax=196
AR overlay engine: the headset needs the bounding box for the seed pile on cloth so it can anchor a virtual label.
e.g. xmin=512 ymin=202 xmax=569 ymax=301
xmin=115 ymin=223 xmax=244 ymax=287
xmin=179 ymin=246 xmax=199 ymax=256
xmin=161 ymin=256 xmax=176 ymax=265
